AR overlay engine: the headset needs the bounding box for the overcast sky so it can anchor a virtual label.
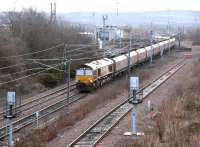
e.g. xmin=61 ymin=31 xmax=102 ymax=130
xmin=0 ymin=0 xmax=200 ymax=13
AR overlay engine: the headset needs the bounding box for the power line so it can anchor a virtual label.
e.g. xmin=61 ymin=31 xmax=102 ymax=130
xmin=0 ymin=43 xmax=64 ymax=59
xmin=68 ymin=43 xmax=98 ymax=47
xmin=69 ymin=45 xmax=129 ymax=57
xmin=71 ymin=55 xmax=106 ymax=61
xmin=25 ymin=58 xmax=64 ymax=61
xmin=0 ymin=68 xmax=45 ymax=78
xmin=20 ymin=43 xmax=129 ymax=63
xmin=23 ymin=43 xmax=135 ymax=63
xmin=116 ymin=0 xmax=120 ymax=16
xmin=24 ymin=46 xmax=129 ymax=62
xmin=0 ymin=62 xmax=63 ymax=78
xmin=50 ymin=2 xmax=56 ymax=23
xmin=0 ymin=43 xmax=97 ymax=61
xmin=68 ymin=45 xmax=98 ymax=53
xmin=0 ymin=62 xmax=35 ymax=70
xmin=33 ymin=60 xmax=64 ymax=72
xmin=0 ymin=63 xmax=64 ymax=86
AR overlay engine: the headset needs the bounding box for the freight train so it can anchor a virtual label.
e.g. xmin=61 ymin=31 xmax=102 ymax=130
xmin=75 ymin=38 xmax=176 ymax=91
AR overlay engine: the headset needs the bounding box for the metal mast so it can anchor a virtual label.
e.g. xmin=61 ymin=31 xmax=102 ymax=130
xmin=150 ymin=24 xmax=153 ymax=64
xmin=128 ymin=31 xmax=132 ymax=98
xmin=50 ymin=2 xmax=56 ymax=23
xmin=102 ymin=15 xmax=108 ymax=54
xmin=178 ymin=27 xmax=181 ymax=49
xmin=67 ymin=49 xmax=71 ymax=104
xmin=167 ymin=9 xmax=171 ymax=55
xmin=116 ymin=0 xmax=120 ymax=16
xmin=120 ymin=29 xmax=122 ymax=48
xmin=64 ymin=45 xmax=71 ymax=104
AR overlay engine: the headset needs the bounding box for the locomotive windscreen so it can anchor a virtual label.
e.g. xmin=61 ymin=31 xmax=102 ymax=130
xmin=76 ymin=68 xmax=93 ymax=76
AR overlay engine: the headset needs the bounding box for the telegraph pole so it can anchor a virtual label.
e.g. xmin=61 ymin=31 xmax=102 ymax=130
xmin=178 ymin=27 xmax=181 ymax=49
xmin=102 ymin=15 xmax=108 ymax=54
xmin=116 ymin=0 xmax=120 ymax=16
xmin=64 ymin=45 xmax=67 ymax=84
xmin=67 ymin=48 xmax=71 ymax=104
xmin=150 ymin=30 xmax=153 ymax=64
xmin=64 ymin=45 xmax=71 ymax=104
xmin=168 ymin=36 xmax=171 ymax=55
xmin=50 ymin=2 xmax=56 ymax=23
xmin=167 ymin=9 xmax=171 ymax=55
xmin=150 ymin=28 xmax=153 ymax=64
xmin=128 ymin=32 xmax=132 ymax=98
xmin=120 ymin=28 xmax=122 ymax=48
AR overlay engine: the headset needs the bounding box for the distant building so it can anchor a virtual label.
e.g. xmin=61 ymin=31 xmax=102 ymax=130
xmin=79 ymin=32 xmax=95 ymax=39
xmin=96 ymin=26 xmax=119 ymax=41
xmin=119 ymin=26 xmax=131 ymax=40
xmin=95 ymin=25 xmax=131 ymax=41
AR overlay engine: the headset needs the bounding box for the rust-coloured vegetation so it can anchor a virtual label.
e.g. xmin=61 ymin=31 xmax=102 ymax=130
xmin=115 ymin=58 xmax=200 ymax=147
xmin=15 ymin=79 xmax=127 ymax=146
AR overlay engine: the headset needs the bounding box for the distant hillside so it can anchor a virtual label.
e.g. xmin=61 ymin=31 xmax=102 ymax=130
xmin=60 ymin=10 xmax=200 ymax=27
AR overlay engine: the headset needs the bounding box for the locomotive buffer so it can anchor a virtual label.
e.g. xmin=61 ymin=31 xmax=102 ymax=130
xmin=129 ymin=77 xmax=143 ymax=105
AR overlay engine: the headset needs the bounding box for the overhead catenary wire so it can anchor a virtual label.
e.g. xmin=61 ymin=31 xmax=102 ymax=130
xmin=0 ymin=62 xmax=63 ymax=79
xmin=24 ymin=54 xmax=109 ymax=63
xmin=22 ymin=43 xmax=130 ymax=63
xmin=0 ymin=68 xmax=46 ymax=78
xmin=67 ymin=45 xmax=98 ymax=53
xmin=69 ymin=45 xmax=129 ymax=57
xmin=0 ymin=43 xmax=64 ymax=59
xmin=0 ymin=41 xmax=128 ymax=73
xmin=24 ymin=49 xmax=104 ymax=61
xmin=67 ymin=43 xmax=98 ymax=47
xmin=0 ymin=42 xmax=99 ymax=61
xmin=0 ymin=40 xmax=136 ymax=62
xmin=24 ymin=47 xmax=129 ymax=62
xmin=0 ymin=44 xmax=97 ymax=61
xmin=71 ymin=50 xmax=105 ymax=57
xmin=0 ymin=62 xmax=64 ymax=86
xmin=23 ymin=48 xmax=112 ymax=61
xmin=0 ymin=41 xmax=130 ymax=86
xmin=24 ymin=58 xmax=64 ymax=61
xmin=71 ymin=55 xmax=108 ymax=61
xmin=24 ymin=50 xmax=113 ymax=61
xmin=0 ymin=62 xmax=35 ymax=70
xmin=33 ymin=60 xmax=64 ymax=72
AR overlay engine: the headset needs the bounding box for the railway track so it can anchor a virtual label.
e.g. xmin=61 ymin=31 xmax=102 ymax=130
xmin=68 ymin=60 xmax=186 ymax=147
xmin=0 ymin=85 xmax=87 ymax=140
xmin=0 ymin=83 xmax=77 ymax=124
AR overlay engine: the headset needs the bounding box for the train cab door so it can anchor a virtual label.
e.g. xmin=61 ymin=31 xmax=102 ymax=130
xmin=109 ymin=65 xmax=113 ymax=73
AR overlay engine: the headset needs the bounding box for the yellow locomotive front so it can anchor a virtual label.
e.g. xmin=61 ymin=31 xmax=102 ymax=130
xmin=76 ymin=68 xmax=96 ymax=91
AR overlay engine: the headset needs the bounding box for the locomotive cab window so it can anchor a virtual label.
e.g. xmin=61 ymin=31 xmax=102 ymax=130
xmin=85 ymin=69 xmax=93 ymax=76
xmin=76 ymin=69 xmax=84 ymax=76
xmin=76 ymin=68 xmax=93 ymax=76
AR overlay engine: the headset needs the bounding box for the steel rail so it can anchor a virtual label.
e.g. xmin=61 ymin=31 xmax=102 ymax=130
xmin=0 ymin=84 xmax=77 ymax=123
xmin=68 ymin=60 xmax=186 ymax=147
xmin=0 ymin=92 xmax=87 ymax=140
xmin=0 ymin=82 xmax=77 ymax=119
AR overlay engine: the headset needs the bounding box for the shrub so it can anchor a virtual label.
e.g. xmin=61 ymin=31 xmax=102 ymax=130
xmin=37 ymin=73 xmax=58 ymax=88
